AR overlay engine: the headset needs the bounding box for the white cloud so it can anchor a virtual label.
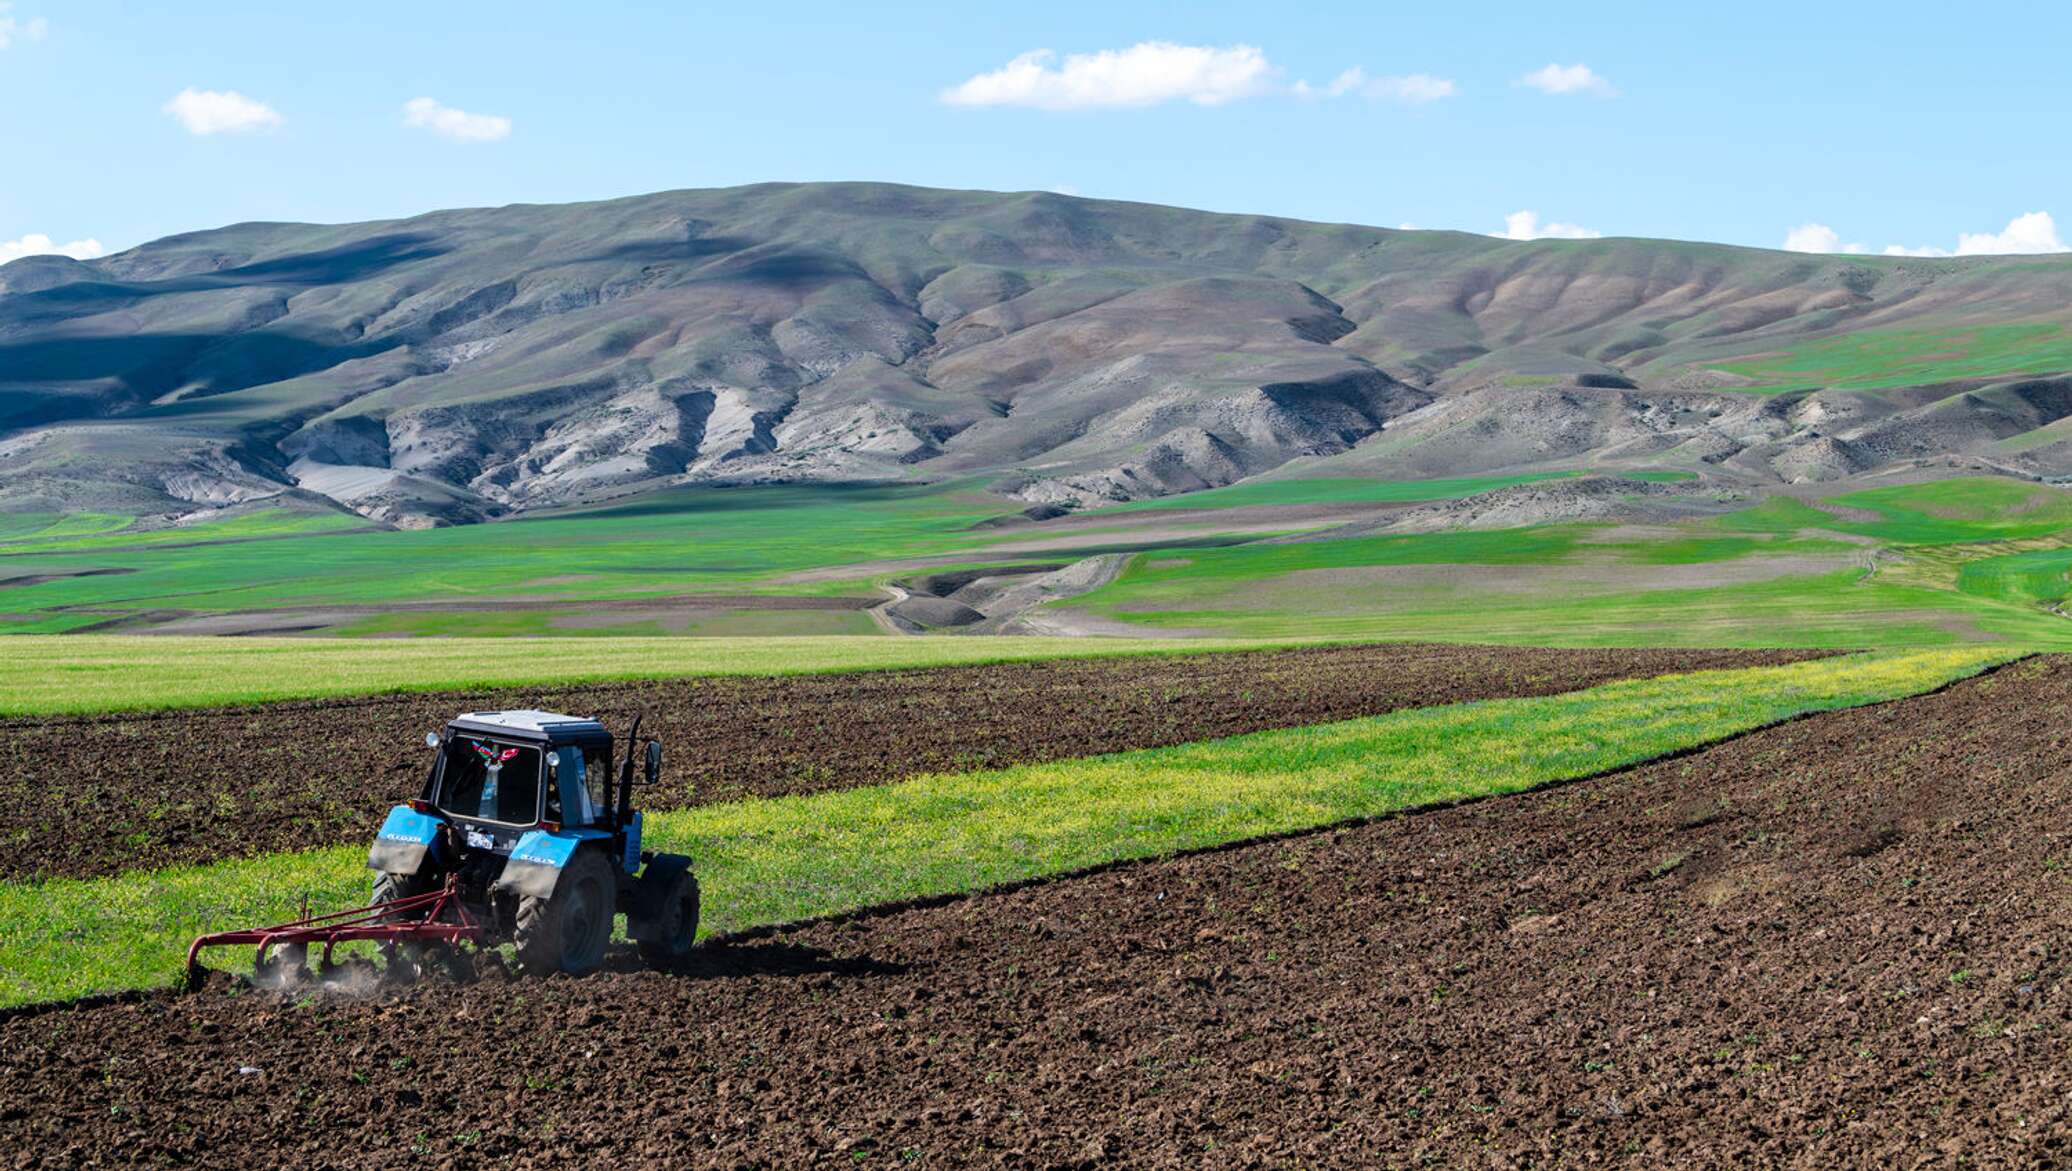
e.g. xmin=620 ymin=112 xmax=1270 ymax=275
xmin=402 ymin=97 xmax=512 ymax=143
xmin=1299 ymin=67 xmax=1456 ymax=103
xmin=1499 ymin=210 xmax=1601 ymax=241
xmin=1783 ymin=223 xmax=1842 ymax=253
xmin=0 ymin=233 xmax=104 ymax=265
xmin=1368 ymin=73 xmax=1457 ymax=103
xmin=942 ymin=42 xmax=1275 ymax=110
xmin=0 ymin=3 xmax=47 ymax=50
xmin=1954 ymin=211 xmax=2066 ymax=256
xmin=1783 ymin=223 xmax=1869 ymax=254
xmin=1792 ymin=212 xmax=2069 ymax=259
xmin=162 ymin=88 xmax=283 ymax=135
xmin=1518 ymin=63 xmax=1617 ymax=97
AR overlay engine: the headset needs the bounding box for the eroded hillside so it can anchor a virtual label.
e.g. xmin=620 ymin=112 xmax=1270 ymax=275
xmin=5 ymin=182 xmax=2072 ymax=526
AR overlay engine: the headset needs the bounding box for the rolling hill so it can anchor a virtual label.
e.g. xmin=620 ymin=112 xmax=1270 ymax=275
xmin=6 ymin=181 xmax=2072 ymax=529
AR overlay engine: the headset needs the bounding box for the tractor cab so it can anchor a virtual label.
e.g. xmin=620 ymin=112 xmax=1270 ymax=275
xmin=430 ymin=711 xmax=617 ymax=845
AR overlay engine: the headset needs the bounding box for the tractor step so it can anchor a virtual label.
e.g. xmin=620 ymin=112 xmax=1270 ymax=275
xmin=184 ymin=878 xmax=484 ymax=990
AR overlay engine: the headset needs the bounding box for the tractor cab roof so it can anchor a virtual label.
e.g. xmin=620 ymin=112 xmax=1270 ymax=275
xmin=447 ymin=710 xmax=612 ymax=747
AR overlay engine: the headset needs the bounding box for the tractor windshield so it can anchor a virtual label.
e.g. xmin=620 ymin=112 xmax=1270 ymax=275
xmin=438 ymin=738 xmax=544 ymax=826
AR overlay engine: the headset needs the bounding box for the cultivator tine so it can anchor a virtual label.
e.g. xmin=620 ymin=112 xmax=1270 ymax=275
xmin=184 ymin=877 xmax=483 ymax=991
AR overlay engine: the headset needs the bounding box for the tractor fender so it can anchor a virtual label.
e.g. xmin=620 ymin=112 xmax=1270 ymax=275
xmin=629 ymin=852 xmax=695 ymax=936
xmin=368 ymin=805 xmax=444 ymax=876
xmin=494 ymin=829 xmax=612 ymax=899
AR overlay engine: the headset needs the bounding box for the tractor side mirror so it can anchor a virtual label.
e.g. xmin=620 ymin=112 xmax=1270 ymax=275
xmin=645 ymin=740 xmax=662 ymax=784
xmin=424 ymin=731 xmax=442 ymax=750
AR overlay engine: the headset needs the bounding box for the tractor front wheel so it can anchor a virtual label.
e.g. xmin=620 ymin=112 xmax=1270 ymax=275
xmin=637 ymin=870 xmax=701 ymax=969
xmin=515 ymin=849 xmax=616 ymax=977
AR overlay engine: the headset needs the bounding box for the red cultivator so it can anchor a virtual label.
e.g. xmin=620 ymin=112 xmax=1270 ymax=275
xmin=184 ymin=877 xmax=484 ymax=990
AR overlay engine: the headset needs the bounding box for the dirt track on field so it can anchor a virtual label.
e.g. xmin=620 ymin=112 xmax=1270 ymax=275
xmin=0 ymin=643 xmax=1818 ymax=882
xmin=7 ymin=656 xmax=2071 ymax=1166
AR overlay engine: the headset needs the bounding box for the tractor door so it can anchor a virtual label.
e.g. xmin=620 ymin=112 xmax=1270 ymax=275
xmin=546 ymin=743 xmax=613 ymax=829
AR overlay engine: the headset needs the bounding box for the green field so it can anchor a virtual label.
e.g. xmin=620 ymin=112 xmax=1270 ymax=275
xmin=0 ymin=647 xmax=2008 ymax=1008
xmin=7 ymin=470 xmax=2072 ymax=664
xmin=1077 ymin=560 xmax=2072 ymax=648
xmin=0 ymin=474 xmax=1598 ymax=634
xmin=0 ymin=634 xmax=1288 ymax=716
xmin=1709 ymin=322 xmax=2072 ymax=392
xmin=0 ymin=508 xmax=371 ymax=556
xmin=0 ymin=477 xmax=1353 ymax=636
xmin=0 ymin=483 xmax=1019 ymax=633
xmin=1719 ymin=478 xmax=2072 ymax=544
xmin=1057 ymin=478 xmax=2072 ymax=647
xmin=319 ymin=605 xmax=887 ymax=639
xmin=1086 ymin=471 xmax=1583 ymax=512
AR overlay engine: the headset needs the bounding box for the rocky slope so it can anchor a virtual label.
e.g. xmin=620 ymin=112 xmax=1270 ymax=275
xmin=5 ymin=182 xmax=2072 ymax=526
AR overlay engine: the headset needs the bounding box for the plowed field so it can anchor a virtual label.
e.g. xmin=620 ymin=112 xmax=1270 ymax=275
xmin=5 ymin=655 xmax=2065 ymax=1166
xmin=1 ymin=643 xmax=1815 ymax=880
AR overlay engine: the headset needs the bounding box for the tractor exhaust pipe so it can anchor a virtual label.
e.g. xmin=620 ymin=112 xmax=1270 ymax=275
xmin=616 ymin=712 xmax=643 ymax=827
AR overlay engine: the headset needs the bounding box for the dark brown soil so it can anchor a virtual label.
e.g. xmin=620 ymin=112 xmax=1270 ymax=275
xmin=0 ymin=643 xmax=1816 ymax=882
xmin=7 ymin=655 xmax=2069 ymax=1167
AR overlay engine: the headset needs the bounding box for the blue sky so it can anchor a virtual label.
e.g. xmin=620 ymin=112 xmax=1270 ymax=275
xmin=4 ymin=0 xmax=2070 ymax=261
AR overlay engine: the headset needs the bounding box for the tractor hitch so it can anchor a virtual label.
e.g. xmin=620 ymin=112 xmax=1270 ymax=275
xmin=184 ymin=877 xmax=484 ymax=991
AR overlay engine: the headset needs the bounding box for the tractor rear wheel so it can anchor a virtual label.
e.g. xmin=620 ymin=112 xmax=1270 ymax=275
xmin=371 ymin=870 xmax=431 ymax=913
xmin=372 ymin=870 xmax=434 ymax=977
xmin=637 ymin=871 xmax=701 ymax=969
xmin=515 ymin=849 xmax=616 ymax=977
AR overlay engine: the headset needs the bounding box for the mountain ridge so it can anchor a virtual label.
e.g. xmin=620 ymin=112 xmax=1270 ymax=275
xmin=6 ymin=181 xmax=2072 ymax=527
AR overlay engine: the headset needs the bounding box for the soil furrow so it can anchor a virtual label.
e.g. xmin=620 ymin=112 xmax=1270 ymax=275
xmin=2 ymin=643 xmax=1817 ymax=881
xmin=6 ymin=653 xmax=2064 ymax=1165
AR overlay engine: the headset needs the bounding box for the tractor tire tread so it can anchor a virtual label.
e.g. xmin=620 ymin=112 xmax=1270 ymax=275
xmin=637 ymin=871 xmax=701 ymax=969
xmin=514 ymin=849 xmax=616 ymax=978
xmin=372 ymin=870 xmax=436 ymax=975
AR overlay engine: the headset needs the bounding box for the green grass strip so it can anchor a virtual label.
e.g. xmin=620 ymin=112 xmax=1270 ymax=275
xmin=0 ymin=647 xmax=2011 ymax=1008
xmin=1087 ymin=471 xmax=1582 ymax=512
xmin=0 ymin=634 xmax=1301 ymax=717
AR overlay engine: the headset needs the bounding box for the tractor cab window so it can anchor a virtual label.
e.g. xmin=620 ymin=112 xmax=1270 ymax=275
xmin=439 ymin=739 xmax=543 ymax=826
xmin=545 ymin=744 xmax=613 ymax=827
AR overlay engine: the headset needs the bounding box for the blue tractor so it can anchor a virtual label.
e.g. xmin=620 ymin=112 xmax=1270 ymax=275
xmin=191 ymin=709 xmax=701 ymax=985
xmin=369 ymin=709 xmax=701 ymax=975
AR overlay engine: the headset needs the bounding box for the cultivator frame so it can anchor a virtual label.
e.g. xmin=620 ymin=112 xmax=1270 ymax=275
xmin=184 ymin=877 xmax=483 ymax=989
